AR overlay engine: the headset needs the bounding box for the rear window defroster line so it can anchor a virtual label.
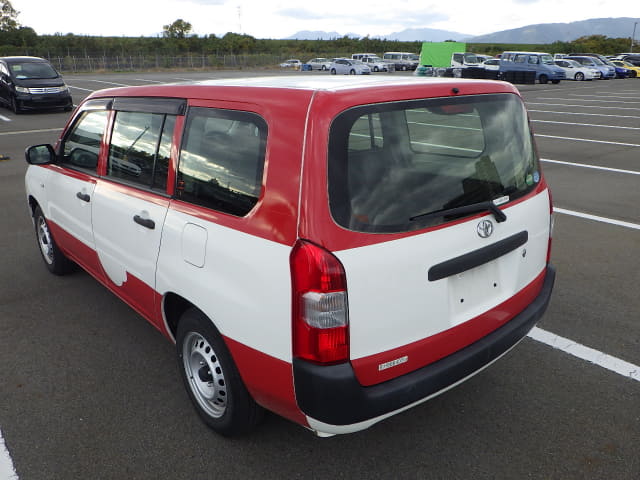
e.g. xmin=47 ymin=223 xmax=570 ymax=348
xmin=428 ymin=231 xmax=528 ymax=282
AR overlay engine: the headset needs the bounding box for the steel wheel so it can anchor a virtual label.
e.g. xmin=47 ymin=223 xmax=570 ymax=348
xmin=176 ymin=308 xmax=264 ymax=436
xmin=181 ymin=331 xmax=228 ymax=419
xmin=575 ymin=72 xmax=584 ymax=81
xmin=33 ymin=205 xmax=74 ymax=275
xmin=37 ymin=214 xmax=55 ymax=265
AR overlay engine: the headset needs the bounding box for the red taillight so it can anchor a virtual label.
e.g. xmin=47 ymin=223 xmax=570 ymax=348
xmin=547 ymin=188 xmax=554 ymax=264
xmin=290 ymin=240 xmax=349 ymax=364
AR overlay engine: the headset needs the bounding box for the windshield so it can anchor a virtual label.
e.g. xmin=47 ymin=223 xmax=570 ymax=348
xmin=9 ymin=62 xmax=59 ymax=79
xmin=540 ymin=55 xmax=555 ymax=65
xmin=328 ymin=94 xmax=539 ymax=233
xmin=464 ymin=53 xmax=479 ymax=63
xmin=591 ymin=57 xmax=605 ymax=65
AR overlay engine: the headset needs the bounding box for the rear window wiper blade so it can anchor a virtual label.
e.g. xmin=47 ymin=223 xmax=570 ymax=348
xmin=410 ymin=200 xmax=507 ymax=223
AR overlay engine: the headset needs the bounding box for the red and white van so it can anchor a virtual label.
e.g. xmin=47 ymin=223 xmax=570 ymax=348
xmin=25 ymin=76 xmax=555 ymax=436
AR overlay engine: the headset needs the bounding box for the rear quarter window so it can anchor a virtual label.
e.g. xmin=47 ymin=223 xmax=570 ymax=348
xmin=176 ymin=107 xmax=267 ymax=217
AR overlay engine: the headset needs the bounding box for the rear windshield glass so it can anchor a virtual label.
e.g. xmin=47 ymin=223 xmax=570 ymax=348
xmin=328 ymin=93 xmax=540 ymax=233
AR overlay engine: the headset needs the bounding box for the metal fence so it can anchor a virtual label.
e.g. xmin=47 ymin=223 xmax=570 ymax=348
xmin=45 ymin=54 xmax=288 ymax=73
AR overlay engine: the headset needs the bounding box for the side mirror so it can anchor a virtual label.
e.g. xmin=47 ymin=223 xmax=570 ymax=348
xmin=25 ymin=144 xmax=55 ymax=165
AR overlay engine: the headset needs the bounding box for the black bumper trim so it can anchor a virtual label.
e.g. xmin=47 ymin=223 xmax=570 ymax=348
xmin=293 ymin=265 xmax=556 ymax=426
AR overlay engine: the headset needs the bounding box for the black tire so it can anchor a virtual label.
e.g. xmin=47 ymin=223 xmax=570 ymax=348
xmin=551 ymin=79 xmax=561 ymax=84
xmin=330 ymin=68 xmax=336 ymax=75
xmin=401 ymin=65 xmax=407 ymax=71
xmin=349 ymin=69 xmax=356 ymax=75
xmin=373 ymin=66 xmax=379 ymax=72
xmin=575 ymin=72 xmax=584 ymax=81
xmin=539 ymin=75 xmax=549 ymax=84
xmin=321 ymin=65 xmax=326 ymax=71
xmin=176 ymin=308 xmax=264 ymax=436
xmin=10 ymin=95 xmax=21 ymax=114
xmin=33 ymin=205 xmax=75 ymax=275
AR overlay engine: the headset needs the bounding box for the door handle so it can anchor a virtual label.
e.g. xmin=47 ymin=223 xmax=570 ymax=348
xmin=76 ymin=192 xmax=90 ymax=202
xmin=133 ymin=214 xmax=155 ymax=230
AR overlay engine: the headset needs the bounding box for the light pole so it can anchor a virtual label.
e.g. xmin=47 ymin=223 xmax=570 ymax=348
xmin=632 ymin=22 xmax=638 ymax=53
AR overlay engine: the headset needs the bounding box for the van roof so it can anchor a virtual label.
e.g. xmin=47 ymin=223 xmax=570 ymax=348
xmin=0 ymin=56 xmax=50 ymax=64
xmin=86 ymin=76 xmax=520 ymax=103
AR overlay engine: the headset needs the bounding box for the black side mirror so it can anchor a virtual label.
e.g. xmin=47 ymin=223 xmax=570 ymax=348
xmin=25 ymin=144 xmax=56 ymax=165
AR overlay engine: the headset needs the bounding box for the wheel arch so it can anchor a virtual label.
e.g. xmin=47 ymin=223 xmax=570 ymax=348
xmin=163 ymin=292 xmax=201 ymax=342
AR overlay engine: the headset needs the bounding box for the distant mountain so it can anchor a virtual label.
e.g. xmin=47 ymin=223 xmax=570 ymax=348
xmin=468 ymin=17 xmax=639 ymax=43
xmin=286 ymin=27 xmax=470 ymax=42
xmin=286 ymin=17 xmax=638 ymax=44
xmin=382 ymin=27 xmax=470 ymax=42
xmin=286 ymin=30 xmax=361 ymax=40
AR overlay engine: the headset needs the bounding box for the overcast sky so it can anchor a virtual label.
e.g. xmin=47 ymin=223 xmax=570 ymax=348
xmin=13 ymin=0 xmax=637 ymax=39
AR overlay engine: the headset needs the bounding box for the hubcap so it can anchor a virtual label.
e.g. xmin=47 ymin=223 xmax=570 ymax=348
xmin=37 ymin=216 xmax=54 ymax=265
xmin=182 ymin=332 xmax=227 ymax=418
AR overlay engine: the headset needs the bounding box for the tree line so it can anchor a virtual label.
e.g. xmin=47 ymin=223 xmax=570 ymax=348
xmin=0 ymin=0 xmax=634 ymax=63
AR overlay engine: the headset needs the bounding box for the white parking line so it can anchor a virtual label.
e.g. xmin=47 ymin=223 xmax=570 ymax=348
xmin=133 ymin=79 xmax=165 ymax=83
xmin=541 ymin=158 xmax=640 ymax=175
xmin=88 ymin=80 xmax=131 ymax=87
xmin=0 ymin=128 xmax=63 ymax=137
xmin=0 ymin=114 xmax=10 ymax=122
xmin=567 ymin=94 xmax=640 ymax=100
xmin=555 ymin=208 xmax=640 ymax=230
xmin=0 ymin=429 xmax=18 ymax=480
xmin=535 ymin=97 xmax=640 ymax=104
xmin=528 ymin=109 xmax=640 ymax=119
xmin=535 ymin=135 xmax=640 ymax=147
xmin=532 ymin=119 xmax=640 ymax=130
xmin=528 ymin=327 xmax=639 ymax=382
xmin=67 ymin=85 xmax=95 ymax=92
xmin=527 ymin=102 xmax=640 ymax=111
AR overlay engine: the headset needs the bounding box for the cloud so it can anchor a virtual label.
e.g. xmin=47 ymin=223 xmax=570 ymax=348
xmin=276 ymin=8 xmax=326 ymax=21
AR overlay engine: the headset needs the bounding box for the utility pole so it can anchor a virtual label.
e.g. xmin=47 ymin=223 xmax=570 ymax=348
xmin=632 ymin=22 xmax=638 ymax=53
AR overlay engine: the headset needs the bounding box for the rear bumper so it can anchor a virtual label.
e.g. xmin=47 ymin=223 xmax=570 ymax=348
xmin=293 ymin=264 xmax=556 ymax=427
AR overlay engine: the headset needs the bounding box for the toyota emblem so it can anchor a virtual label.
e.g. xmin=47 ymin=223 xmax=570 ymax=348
xmin=477 ymin=220 xmax=494 ymax=238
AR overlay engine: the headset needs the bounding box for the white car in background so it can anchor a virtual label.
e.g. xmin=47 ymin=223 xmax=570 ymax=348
xmin=279 ymin=59 xmax=302 ymax=68
xmin=306 ymin=58 xmax=332 ymax=71
xmin=554 ymin=59 xmax=597 ymax=80
xmin=329 ymin=58 xmax=371 ymax=75
xmin=359 ymin=56 xmax=391 ymax=72
xmin=482 ymin=58 xmax=500 ymax=71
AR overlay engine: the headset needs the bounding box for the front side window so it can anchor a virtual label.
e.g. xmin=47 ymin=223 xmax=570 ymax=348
xmin=177 ymin=107 xmax=267 ymax=217
xmin=61 ymin=110 xmax=109 ymax=172
xmin=328 ymin=94 xmax=539 ymax=233
xmin=107 ymin=111 xmax=175 ymax=191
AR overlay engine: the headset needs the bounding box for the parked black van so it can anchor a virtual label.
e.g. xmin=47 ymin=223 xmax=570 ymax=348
xmin=0 ymin=56 xmax=73 ymax=113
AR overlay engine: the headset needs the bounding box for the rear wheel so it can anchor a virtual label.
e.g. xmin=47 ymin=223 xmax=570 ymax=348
xmin=373 ymin=66 xmax=379 ymax=72
xmin=330 ymin=68 xmax=336 ymax=75
xmin=33 ymin=206 xmax=74 ymax=275
xmin=176 ymin=308 xmax=264 ymax=436
xmin=321 ymin=65 xmax=327 ymax=71
xmin=575 ymin=72 xmax=585 ymax=81
xmin=349 ymin=69 xmax=356 ymax=75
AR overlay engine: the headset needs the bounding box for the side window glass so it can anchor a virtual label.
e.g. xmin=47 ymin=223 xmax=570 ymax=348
xmin=61 ymin=110 xmax=109 ymax=172
xmin=349 ymin=113 xmax=383 ymax=151
xmin=107 ymin=111 xmax=175 ymax=191
xmin=177 ymin=107 xmax=267 ymax=217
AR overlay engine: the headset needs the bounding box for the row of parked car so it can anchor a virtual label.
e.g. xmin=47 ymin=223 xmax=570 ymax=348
xmin=280 ymin=55 xmax=392 ymax=75
xmin=481 ymin=52 xmax=640 ymax=82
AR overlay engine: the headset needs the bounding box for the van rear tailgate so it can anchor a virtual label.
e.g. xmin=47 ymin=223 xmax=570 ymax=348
xmin=333 ymin=191 xmax=551 ymax=386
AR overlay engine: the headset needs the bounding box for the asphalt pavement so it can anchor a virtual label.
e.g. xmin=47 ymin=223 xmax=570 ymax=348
xmin=0 ymin=70 xmax=638 ymax=480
